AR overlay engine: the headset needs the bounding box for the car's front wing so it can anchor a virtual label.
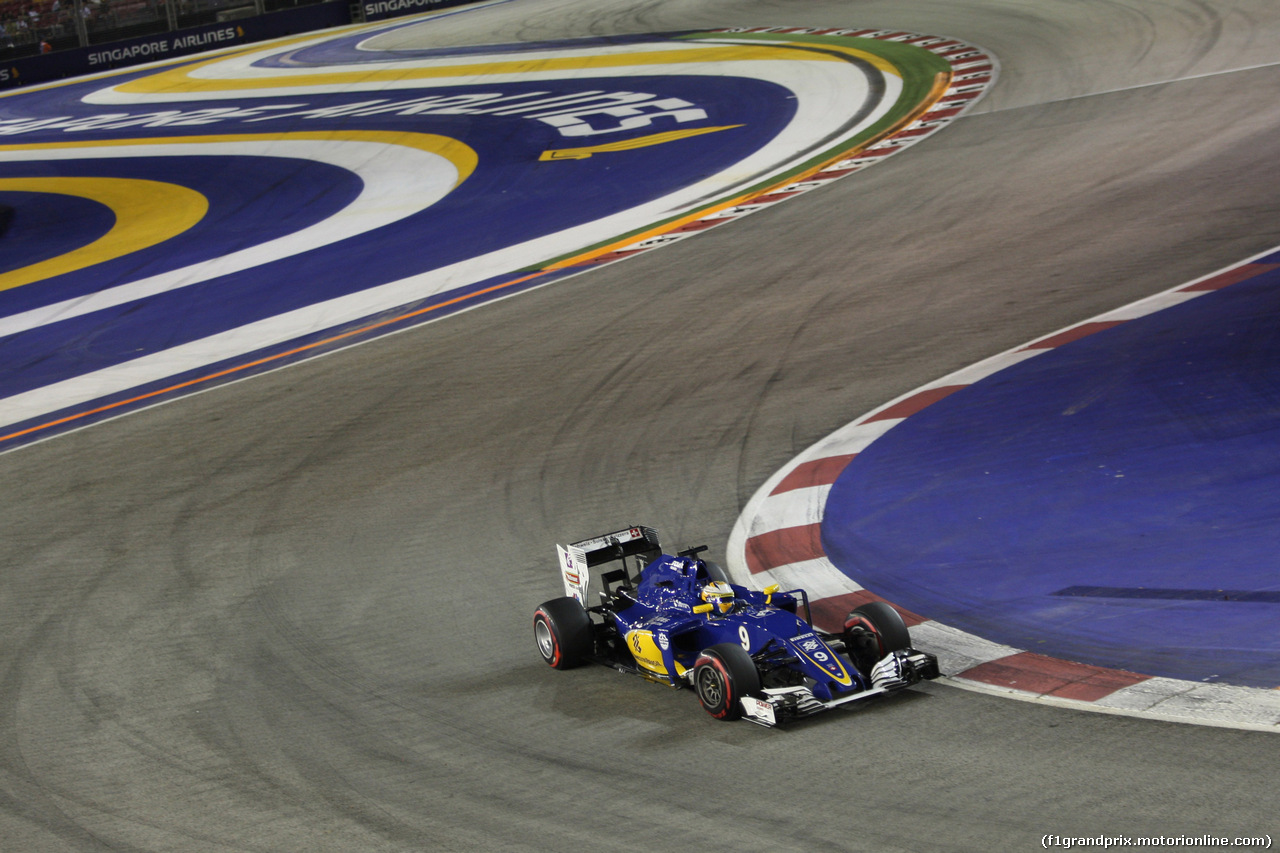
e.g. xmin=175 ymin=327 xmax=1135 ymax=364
xmin=739 ymin=649 xmax=940 ymax=727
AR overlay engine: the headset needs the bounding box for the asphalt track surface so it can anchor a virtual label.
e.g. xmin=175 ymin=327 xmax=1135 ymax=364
xmin=2 ymin=0 xmax=1279 ymax=850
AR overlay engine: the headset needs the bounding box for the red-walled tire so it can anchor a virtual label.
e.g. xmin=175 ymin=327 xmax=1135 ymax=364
xmin=843 ymin=600 xmax=911 ymax=678
xmin=533 ymin=597 xmax=592 ymax=669
xmin=693 ymin=643 xmax=761 ymax=721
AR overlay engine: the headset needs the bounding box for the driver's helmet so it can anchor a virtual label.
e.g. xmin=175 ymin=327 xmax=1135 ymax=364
xmin=700 ymin=581 xmax=735 ymax=614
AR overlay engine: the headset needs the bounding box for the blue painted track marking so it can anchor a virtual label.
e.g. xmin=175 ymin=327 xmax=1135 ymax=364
xmin=1 ymin=25 xmax=914 ymax=449
xmin=822 ymin=252 xmax=1280 ymax=688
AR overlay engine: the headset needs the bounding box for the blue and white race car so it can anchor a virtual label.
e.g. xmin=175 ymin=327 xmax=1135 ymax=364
xmin=533 ymin=526 xmax=939 ymax=726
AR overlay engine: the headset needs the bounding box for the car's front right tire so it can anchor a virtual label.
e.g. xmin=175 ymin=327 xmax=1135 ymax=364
xmin=843 ymin=600 xmax=912 ymax=678
xmin=533 ymin=597 xmax=592 ymax=669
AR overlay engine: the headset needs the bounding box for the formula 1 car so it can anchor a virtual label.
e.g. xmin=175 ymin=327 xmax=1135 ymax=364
xmin=532 ymin=526 xmax=939 ymax=726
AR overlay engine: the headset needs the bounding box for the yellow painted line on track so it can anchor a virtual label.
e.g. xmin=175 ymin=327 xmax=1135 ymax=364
xmin=110 ymin=43 xmax=854 ymax=94
xmin=0 ymin=177 xmax=208 ymax=291
xmin=539 ymin=125 xmax=743 ymax=160
xmin=770 ymin=39 xmax=901 ymax=76
xmin=0 ymin=130 xmax=474 ymax=293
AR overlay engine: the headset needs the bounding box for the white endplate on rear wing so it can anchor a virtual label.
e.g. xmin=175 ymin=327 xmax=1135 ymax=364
xmin=557 ymin=544 xmax=589 ymax=603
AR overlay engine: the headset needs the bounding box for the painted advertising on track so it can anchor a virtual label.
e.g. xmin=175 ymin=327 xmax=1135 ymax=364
xmin=0 ymin=21 xmax=988 ymax=450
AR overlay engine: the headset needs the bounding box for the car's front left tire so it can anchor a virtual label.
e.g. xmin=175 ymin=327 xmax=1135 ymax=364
xmin=533 ymin=597 xmax=593 ymax=669
xmin=693 ymin=643 xmax=761 ymax=721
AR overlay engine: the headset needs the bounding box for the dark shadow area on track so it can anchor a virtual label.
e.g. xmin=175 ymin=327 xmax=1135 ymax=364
xmin=823 ymin=253 xmax=1280 ymax=689
xmin=0 ymin=193 xmax=112 ymax=272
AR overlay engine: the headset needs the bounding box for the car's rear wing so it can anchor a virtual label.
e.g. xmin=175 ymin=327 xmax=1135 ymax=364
xmin=557 ymin=525 xmax=662 ymax=603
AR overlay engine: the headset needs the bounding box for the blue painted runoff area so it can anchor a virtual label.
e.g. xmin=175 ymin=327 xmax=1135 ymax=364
xmin=0 ymin=68 xmax=795 ymax=403
xmin=822 ymin=253 xmax=1280 ymax=688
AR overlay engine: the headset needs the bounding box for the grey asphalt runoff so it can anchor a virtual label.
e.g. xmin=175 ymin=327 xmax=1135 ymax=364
xmin=2 ymin=1 xmax=1279 ymax=850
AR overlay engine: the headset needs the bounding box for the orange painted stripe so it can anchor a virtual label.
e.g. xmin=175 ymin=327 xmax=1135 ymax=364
xmin=0 ymin=270 xmax=550 ymax=445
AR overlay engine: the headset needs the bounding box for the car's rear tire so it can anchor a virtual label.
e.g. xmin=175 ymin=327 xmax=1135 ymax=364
xmin=693 ymin=643 xmax=761 ymax=721
xmin=843 ymin=600 xmax=911 ymax=677
xmin=533 ymin=597 xmax=592 ymax=669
